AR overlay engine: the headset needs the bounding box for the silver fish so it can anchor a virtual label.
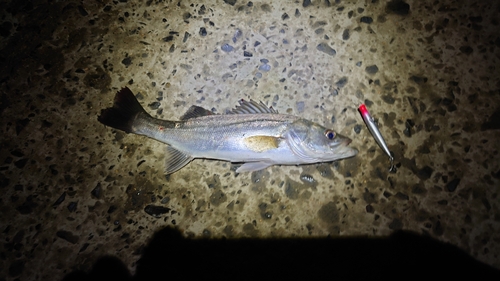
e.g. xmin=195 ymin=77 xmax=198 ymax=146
xmin=98 ymin=87 xmax=358 ymax=174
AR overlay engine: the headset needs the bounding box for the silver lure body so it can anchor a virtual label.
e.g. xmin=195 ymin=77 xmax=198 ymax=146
xmin=358 ymin=104 xmax=395 ymax=171
xmin=98 ymin=88 xmax=358 ymax=174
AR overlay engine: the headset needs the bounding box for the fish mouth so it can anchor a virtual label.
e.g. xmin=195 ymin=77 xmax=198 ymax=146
xmin=325 ymin=135 xmax=357 ymax=159
xmin=339 ymin=138 xmax=358 ymax=158
xmin=323 ymin=146 xmax=357 ymax=161
xmin=335 ymin=136 xmax=352 ymax=148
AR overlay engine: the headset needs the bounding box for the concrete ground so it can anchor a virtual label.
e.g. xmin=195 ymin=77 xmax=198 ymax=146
xmin=1 ymin=0 xmax=499 ymax=279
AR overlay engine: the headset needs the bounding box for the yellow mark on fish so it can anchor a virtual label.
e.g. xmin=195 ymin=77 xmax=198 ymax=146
xmin=243 ymin=136 xmax=280 ymax=152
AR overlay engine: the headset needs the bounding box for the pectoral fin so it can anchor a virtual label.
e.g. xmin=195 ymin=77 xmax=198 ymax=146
xmin=164 ymin=146 xmax=193 ymax=174
xmin=243 ymin=136 xmax=280 ymax=152
xmin=236 ymin=161 xmax=273 ymax=173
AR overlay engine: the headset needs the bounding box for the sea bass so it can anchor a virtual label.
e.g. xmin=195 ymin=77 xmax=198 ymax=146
xmin=98 ymin=87 xmax=358 ymax=174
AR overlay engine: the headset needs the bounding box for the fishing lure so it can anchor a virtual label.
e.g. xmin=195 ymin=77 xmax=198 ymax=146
xmin=358 ymin=104 xmax=396 ymax=172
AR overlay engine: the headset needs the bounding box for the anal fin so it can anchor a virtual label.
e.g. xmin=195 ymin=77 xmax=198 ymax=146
xmin=164 ymin=146 xmax=193 ymax=174
xmin=236 ymin=161 xmax=273 ymax=173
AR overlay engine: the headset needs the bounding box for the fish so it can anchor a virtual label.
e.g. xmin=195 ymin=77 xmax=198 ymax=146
xmin=98 ymin=87 xmax=358 ymax=174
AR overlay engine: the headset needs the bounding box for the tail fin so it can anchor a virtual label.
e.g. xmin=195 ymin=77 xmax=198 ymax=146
xmin=98 ymin=87 xmax=148 ymax=133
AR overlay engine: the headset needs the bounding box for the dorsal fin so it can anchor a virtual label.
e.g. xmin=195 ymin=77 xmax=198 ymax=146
xmin=230 ymin=99 xmax=278 ymax=114
xmin=180 ymin=105 xmax=214 ymax=120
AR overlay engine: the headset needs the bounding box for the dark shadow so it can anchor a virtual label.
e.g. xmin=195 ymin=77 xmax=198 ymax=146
xmin=63 ymin=227 xmax=500 ymax=280
xmin=62 ymin=256 xmax=131 ymax=281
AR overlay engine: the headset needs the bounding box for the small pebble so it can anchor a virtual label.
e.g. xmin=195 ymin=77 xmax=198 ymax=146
xmin=387 ymin=0 xmax=410 ymax=15
xmin=300 ymin=174 xmax=315 ymax=183
xmin=224 ymin=0 xmax=236 ymax=6
xmin=232 ymin=29 xmax=242 ymax=43
xmin=183 ymin=32 xmax=191 ymax=42
xmin=382 ymin=95 xmax=395 ymax=104
xmin=259 ymin=64 xmax=271 ymax=72
xmin=404 ymin=119 xmax=414 ymax=137
xmin=342 ymin=29 xmax=350 ymax=40
xmin=121 ymin=57 xmax=132 ymax=67
xmin=403 ymin=127 xmax=411 ymax=137
xmin=366 ymin=205 xmax=374 ymax=213
xmin=148 ymin=101 xmax=161 ymax=110
xmin=446 ymin=178 xmax=460 ymax=192
xmin=296 ymin=101 xmax=305 ymax=113
xmin=53 ymin=192 xmax=66 ymax=207
xmin=144 ymin=205 xmax=171 ymax=217
xmin=365 ymin=65 xmax=379 ymax=74
xmin=199 ymin=27 xmax=207 ymax=36
xmin=91 ymin=184 xmax=101 ymax=198
xmin=221 ymin=44 xmax=234 ymax=52
xmin=360 ymin=16 xmax=373 ymax=24
xmin=67 ymin=202 xmax=77 ymax=212
xmin=336 ymin=77 xmax=348 ymax=88
xmin=162 ymin=35 xmax=174 ymax=42
xmin=316 ymin=43 xmax=336 ymax=56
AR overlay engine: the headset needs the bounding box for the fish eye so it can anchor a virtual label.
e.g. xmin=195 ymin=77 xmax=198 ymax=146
xmin=325 ymin=130 xmax=336 ymax=140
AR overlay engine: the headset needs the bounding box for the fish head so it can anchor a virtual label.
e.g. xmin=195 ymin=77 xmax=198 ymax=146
xmin=286 ymin=119 xmax=358 ymax=163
